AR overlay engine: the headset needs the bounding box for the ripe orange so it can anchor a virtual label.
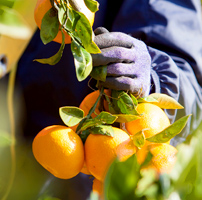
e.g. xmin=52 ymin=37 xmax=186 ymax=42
xmin=125 ymin=103 xmax=170 ymax=140
xmin=85 ymin=127 xmax=137 ymax=181
xmin=136 ymin=143 xmax=177 ymax=173
xmin=92 ymin=178 xmax=104 ymax=199
xmin=79 ymin=89 xmax=110 ymax=118
xmin=32 ymin=125 xmax=84 ymax=179
xmin=80 ymin=160 xmax=91 ymax=175
xmin=34 ymin=0 xmax=95 ymax=44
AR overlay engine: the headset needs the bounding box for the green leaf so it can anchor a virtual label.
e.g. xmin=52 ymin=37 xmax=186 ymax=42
xmin=34 ymin=30 xmax=65 ymax=65
xmin=90 ymin=125 xmax=114 ymax=137
xmin=148 ymin=93 xmax=184 ymax=109
xmin=137 ymin=96 xmax=158 ymax=103
xmin=71 ymin=40 xmax=93 ymax=81
xmin=130 ymin=93 xmax=138 ymax=106
xmin=104 ymin=154 xmax=140 ymax=200
xmin=135 ymin=168 xmax=158 ymax=198
xmin=58 ymin=4 xmax=66 ymax=25
xmin=69 ymin=9 xmax=100 ymax=54
xmin=132 ymin=130 xmax=146 ymax=148
xmin=146 ymin=115 xmax=191 ymax=143
xmin=59 ymin=106 xmax=84 ymax=127
xmin=0 ymin=131 xmax=13 ymax=147
xmin=115 ymin=114 xmax=140 ymax=123
xmin=0 ymin=5 xmax=31 ymax=39
xmin=79 ymin=129 xmax=90 ymax=143
xmin=90 ymin=65 xmax=107 ymax=82
xmin=40 ymin=8 xmax=59 ymax=45
xmin=87 ymin=191 xmax=100 ymax=200
xmin=112 ymin=90 xmax=138 ymax=115
xmin=80 ymin=111 xmax=117 ymax=131
xmin=84 ymin=0 xmax=99 ymax=12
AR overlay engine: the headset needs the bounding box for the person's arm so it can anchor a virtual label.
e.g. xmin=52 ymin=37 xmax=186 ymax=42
xmin=149 ymin=47 xmax=202 ymax=146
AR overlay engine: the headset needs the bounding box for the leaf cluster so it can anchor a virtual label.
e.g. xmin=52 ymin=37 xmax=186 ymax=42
xmin=88 ymin=122 xmax=202 ymax=200
xmin=59 ymin=86 xmax=190 ymax=145
xmin=35 ymin=0 xmax=101 ymax=82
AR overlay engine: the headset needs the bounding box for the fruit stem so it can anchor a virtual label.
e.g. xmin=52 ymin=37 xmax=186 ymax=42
xmin=76 ymin=87 xmax=104 ymax=134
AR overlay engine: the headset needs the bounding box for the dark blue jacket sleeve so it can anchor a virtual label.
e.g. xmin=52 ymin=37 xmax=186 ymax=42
xmin=149 ymin=47 xmax=202 ymax=146
xmin=103 ymin=0 xmax=202 ymax=145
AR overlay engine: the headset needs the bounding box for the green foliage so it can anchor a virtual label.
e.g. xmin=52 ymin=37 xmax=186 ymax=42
xmin=0 ymin=131 xmax=13 ymax=147
xmin=34 ymin=30 xmax=66 ymax=65
xmin=37 ymin=0 xmax=101 ymax=81
xmin=59 ymin=106 xmax=84 ymax=126
xmin=40 ymin=8 xmax=59 ymax=45
xmin=90 ymin=65 xmax=107 ymax=82
xmin=84 ymin=0 xmax=99 ymax=12
xmin=88 ymin=122 xmax=202 ymax=200
xmin=147 ymin=114 xmax=191 ymax=143
xmin=140 ymin=93 xmax=184 ymax=109
xmin=71 ymin=40 xmax=93 ymax=81
xmin=0 ymin=0 xmax=31 ymax=39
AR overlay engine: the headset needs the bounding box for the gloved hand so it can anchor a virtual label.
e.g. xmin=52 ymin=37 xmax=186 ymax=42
xmin=92 ymin=27 xmax=151 ymax=97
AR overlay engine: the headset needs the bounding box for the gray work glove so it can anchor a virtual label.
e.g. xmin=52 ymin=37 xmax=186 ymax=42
xmin=92 ymin=27 xmax=151 ymax=97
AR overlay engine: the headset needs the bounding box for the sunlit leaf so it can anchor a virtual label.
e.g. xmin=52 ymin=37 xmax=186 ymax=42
xmin=112 ymin=90 xmax=138 ymax=115
xmin=115 ymin=114 xmax=140 ymax=123
xmin=90 ymin=65 xmax=107 ymax=82
xmin=135 ymin=168 xmax=158 ymax=198
xmin=90 ymin=125 xmax=114 ymax=137
xmin=71 ymin=40 xmax=93 ymax=81
xmin=146 ymin=115 xmax=191 ymax=143
xmin=132 ymin=130 xmax=146 ymax=148
xmin=137 ymin=96 xmax=158 ymax=103
xmin=34 ymin=30 xmax=65 ymax=65
xmin=104 ymin=154 xmax=140 ymax=200
xmin=69 ymin=9 xmax=100 ymax=54
xmin=88 ymin=191 xmax=100 ymax=200
xmin=130 ymin=93 xmax=138 ymax=106
xmin=84 ymin=0 xmax=99 ymax=12
xmin=0 ymin=131 xmax=12 ymax=147
xmin=148 ymin=93 xmax=184 ymax=109
xmin=80 ymin=111 xmax=117 ymax=131
xmin=59 ymin=106 xmax=84 ymax=127
xmin=40 ymin=8 xmax=59 ymax=45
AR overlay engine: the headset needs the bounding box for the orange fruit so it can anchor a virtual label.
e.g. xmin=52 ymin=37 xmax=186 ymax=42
xmin=92 ymin=178 xmax=104 ymax=199
xmin=85 ymin=127 xmax=137 ymax=181
xmin=34 ymin=0 xmax=95 ymax=44
xmin=125 ymin=103 xmax=170 ymax=141
xmin=79 ymin=89 xmax=110 ymax=118
xmin=32 ymin=125 xmax=84 ymax=179
xmin=136 ymin=143 xmax=177 ymax=173
xmin=80 ymin=160 xmax=91 ymax=175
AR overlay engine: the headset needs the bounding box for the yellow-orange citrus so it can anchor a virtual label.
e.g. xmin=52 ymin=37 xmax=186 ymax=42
xmin=80 ymin=160 xmax=91 ymax=175
xmin=136 ymin=143 xmax=177 ymax=173
xmin=125 ymin=103 xmax=170 ymax=140
xmin=92 ymin=178 xmax=104 ymax=199
xmin=32 ymin=125 xmax=84 ymax=179
xmin=79 ymin=89 xmax=110 ymax=118
xmin=34 ymin=0 xmax=95 ymax=44
xmin=85 ymin=127 xmax=137 ymax=181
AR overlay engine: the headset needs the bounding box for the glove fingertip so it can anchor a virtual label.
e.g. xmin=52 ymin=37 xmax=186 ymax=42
xmin=94 ymin=27 xmax=109 ymax=35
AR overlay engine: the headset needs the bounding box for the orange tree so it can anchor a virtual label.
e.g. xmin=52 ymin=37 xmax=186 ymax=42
xmin=31 ymin=0 xmax=192 ymax=199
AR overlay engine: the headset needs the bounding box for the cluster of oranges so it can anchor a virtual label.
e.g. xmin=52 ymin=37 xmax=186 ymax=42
xmin=33 ymin=1 xmax=178 ymax=198
xmin=32 ymin=90 xmax=178 ymax=199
